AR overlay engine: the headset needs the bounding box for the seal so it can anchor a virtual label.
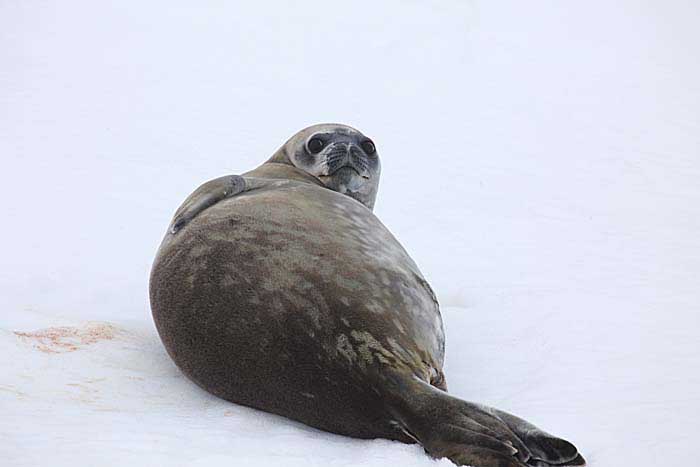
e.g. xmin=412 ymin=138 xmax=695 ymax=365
xmin=150 ymin=123 xmax=584 ymax=467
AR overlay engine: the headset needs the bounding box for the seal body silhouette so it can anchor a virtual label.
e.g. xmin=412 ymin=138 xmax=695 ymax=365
xmin=150 ymin=124 xmax=584 ymax=467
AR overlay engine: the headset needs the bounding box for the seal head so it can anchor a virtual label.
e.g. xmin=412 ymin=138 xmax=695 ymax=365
xmin=268 ymin=123 xmax=381 ymax=210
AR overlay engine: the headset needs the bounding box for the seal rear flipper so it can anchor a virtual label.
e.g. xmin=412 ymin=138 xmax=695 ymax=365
xmin=384 ymin=372 xmax=584 ymax=467
xmin=485 ymin=407 xmax=585 ymax=466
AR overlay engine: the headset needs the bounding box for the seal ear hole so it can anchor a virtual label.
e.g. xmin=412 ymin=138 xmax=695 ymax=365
xmin=361 ymin=139 xmax=376 ymax=155
xmin=307 ymin=137 xmax=325 ymax=154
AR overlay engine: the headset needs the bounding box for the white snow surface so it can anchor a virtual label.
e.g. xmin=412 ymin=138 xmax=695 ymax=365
xmin=2 ymin=1 xmax=699 ymax=466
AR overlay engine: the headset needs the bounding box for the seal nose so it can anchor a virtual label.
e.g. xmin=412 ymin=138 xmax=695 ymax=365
xmin=325 ymin=142 xmax=350 ymax=173
xmin=325 ymin=142 xmax=370 ymax=177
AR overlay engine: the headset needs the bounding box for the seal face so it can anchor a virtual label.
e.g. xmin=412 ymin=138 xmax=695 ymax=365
xmin=150 ymin=124 xmax=584 ymax=467
xmin=274 ymin=123 xmax=381 ymax=210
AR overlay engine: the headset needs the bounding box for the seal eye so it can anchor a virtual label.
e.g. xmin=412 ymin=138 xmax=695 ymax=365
xmin=307 ymin=137 xmax=325 ymax=154
xmin=361 ymin=140 xmax=376 ymax=155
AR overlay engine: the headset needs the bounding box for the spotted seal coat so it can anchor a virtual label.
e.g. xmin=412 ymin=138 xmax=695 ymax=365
xmin=149 ymin=123 xmax=584 ymax=467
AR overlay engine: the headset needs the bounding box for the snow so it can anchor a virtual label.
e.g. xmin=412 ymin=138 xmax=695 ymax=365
xmin=2 ymin=1 xmax=699 ymax=466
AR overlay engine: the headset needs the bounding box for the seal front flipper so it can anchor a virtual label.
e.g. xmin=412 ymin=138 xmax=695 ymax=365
xmin=169 ymin=175 xmax=247 ymax=234
xmin=385 ymin=372 xmax=584 ymax=467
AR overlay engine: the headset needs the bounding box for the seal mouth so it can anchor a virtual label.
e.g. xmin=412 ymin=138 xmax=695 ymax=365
xmin=322 ymin=165 xmax=368 ymax=179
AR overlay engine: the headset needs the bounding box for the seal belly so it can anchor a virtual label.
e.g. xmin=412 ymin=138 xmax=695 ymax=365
xmin=150 ymin=183 xmax=443 ymax=439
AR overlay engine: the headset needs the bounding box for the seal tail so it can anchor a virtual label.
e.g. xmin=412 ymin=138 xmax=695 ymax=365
xmin=384 ymin=371 xmax=585 ymax=467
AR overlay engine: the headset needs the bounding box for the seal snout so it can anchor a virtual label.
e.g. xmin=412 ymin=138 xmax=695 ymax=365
xmin=324 ymin=142 xmax=371 ymax=178
xmin=284 ymin=123 xmax=380 ymax=209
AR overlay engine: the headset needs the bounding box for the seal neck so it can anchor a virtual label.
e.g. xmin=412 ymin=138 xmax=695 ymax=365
xmin=243 ymin=162 xmax=325 ymax=187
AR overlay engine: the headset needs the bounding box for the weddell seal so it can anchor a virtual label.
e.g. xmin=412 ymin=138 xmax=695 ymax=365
xmin=149 ymin=123 xmax=584 ymax=467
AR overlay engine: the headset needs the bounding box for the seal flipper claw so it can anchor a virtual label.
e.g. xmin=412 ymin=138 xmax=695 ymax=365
xmin=386 ymin=373 xmax=584 ymax=467
xmin=169 ymin=175 xmax=247 ymax=234
xmin=486 ymin=407 xmax=584 ymax=466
